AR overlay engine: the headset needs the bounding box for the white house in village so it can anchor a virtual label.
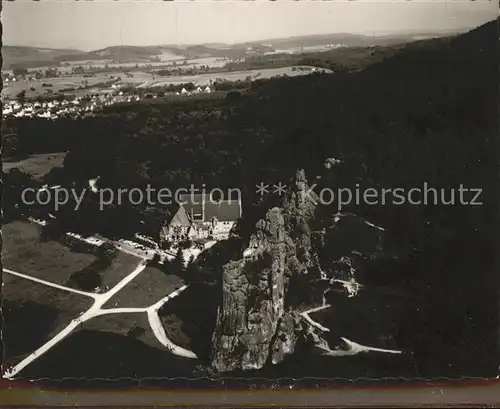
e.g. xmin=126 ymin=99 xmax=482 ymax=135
xmin=160 ymin=193 xmax=242 ymax=245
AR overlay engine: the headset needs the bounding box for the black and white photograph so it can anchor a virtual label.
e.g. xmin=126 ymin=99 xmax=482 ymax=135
xmin=1 ymin=0 xmax=499 ymax=388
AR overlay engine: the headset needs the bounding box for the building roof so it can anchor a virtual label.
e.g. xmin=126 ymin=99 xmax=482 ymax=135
xmin=178 ymin=193 xmax=204 ymax=221
xmin=169 ymin=204 xmax=191 ymax=226
xmin=204 ymin=200 xmax=241 ymax=222
xmin=176 ymin=193 xmax=241 ymax=223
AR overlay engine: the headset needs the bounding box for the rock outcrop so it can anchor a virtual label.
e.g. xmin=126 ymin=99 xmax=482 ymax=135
xmin=210 ymin=170 xmax=316 ymax=372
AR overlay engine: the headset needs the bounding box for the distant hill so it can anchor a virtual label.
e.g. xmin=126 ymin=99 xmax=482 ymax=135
xmin=246 ymin=33 xmax=380 ymax=49
xmin=3 ymin=29 xmax=461 ymax=69
xmin=54 ymin=45 xmax=170 ymax=62
xmin=3 ymin=46 xmax=84 ymax=69
xmin=2 ymin=45 xmax=178 ymax=69
xmin=241 ymin=30 xmax=463 ymax=49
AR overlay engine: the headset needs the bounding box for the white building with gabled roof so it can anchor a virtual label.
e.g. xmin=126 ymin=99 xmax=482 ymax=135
xmin=160 ymin=193 xmax=242 ymax=244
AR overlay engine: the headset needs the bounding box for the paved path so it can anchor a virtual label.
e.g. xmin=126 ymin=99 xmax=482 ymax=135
xmin=3 ymin=261 xmax=148 ymax=379
xmin=147 ymin=310 xmax=197 ymax=359
xmin=147 ymin=284 xmax=198 ymax=359
xmin=4 ymin=260 xmax=198 ymax=378
xmin=3 ymin=268 xmax=98 ymax=299
xmin=151 ymin=284 xmax=189 ymax=310
xmin=96 ymin=307 xmax=148 ymax=314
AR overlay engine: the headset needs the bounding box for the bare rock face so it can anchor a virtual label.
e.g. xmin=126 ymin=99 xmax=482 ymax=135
xmin=210 ymin=208 xmax=298 ymax=371
xmin=210 ymin=170 xmax=315 ymax=372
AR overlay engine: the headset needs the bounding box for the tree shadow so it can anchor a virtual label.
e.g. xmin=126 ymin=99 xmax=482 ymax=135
xmin=2 ymin=300 xmax=60 ymax=363
xmin=159 ymin=283 xmax=221 ymax=364
xmin=20 ymin=329 xmax=198 ymax=379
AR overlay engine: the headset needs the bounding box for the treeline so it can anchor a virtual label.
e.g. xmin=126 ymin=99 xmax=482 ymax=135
xmin=12 ymin=67 xmax=62 ymax=79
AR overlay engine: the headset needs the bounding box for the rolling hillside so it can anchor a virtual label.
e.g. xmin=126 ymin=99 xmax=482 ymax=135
xmin=3 ymin=29 xmax=458 ymax=69
xmin=3 ymin=46 xmax=83 ymax=69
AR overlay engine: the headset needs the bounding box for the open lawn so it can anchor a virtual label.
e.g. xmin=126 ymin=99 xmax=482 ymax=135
xmin=3 ymin=152 xmax=66 ymax=181
xmin=96 ymin=252 xmax=142 ymax=288
xmin=2 ymin=274 xmax=93 ymax=368
xmin=2 ymin=221 xmax=98 ymax=286
xmin=3 ymin=221 xmax=142 ymax=293
xmin=65 ymin=252 xmax=142 ymax=292
xmin=103 ymin=265 xmax=184 ymax=309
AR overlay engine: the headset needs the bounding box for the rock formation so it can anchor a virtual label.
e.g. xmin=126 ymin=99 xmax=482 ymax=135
xmin=210 ymin=170 xmax=316 ymax=372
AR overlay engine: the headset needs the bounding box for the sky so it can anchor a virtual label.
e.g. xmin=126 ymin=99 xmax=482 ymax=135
xmin=3 ymin=0 xmax=498 ymax=51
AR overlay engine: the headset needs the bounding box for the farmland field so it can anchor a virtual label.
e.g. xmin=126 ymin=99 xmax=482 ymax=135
xmin=117 ymin=71 xmax=156 ymax=86
xmin=2 ymin=64 xmax=328 ymax=100
xmin=1 ymin=74 xmax=117 ymax=99
xmin=142 ymin=66 xmax=331 ymax=87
